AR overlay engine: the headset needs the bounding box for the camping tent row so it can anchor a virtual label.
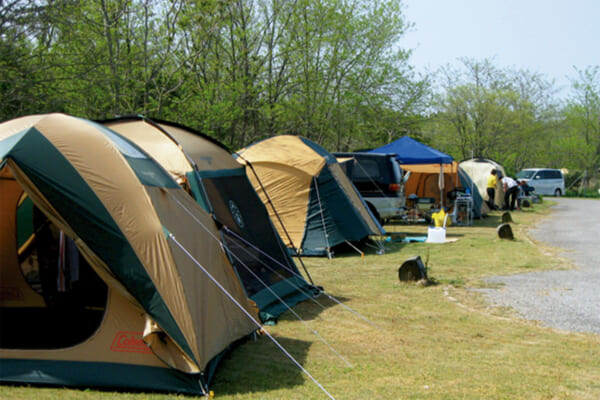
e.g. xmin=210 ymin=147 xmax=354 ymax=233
xmin=0 ymin=114 xmax=317 ymax=395
xmin=236 ymin=135 xmax=386 ymax=257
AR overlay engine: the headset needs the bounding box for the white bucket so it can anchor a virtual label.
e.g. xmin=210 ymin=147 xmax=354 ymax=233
xmin=427 ymin=227 xmax=446 ymax=243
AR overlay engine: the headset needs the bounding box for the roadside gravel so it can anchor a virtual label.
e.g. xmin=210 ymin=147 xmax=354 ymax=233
xmin=475 ymin=197 xmax=600 ymax=334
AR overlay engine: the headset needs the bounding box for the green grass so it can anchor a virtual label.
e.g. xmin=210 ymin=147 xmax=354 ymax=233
xmin=2 ymin=201 xmax=599 ymax=399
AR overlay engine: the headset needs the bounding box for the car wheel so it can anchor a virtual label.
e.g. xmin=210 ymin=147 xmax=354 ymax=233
xmin=554 ymin=189 xmax=562 ymax=197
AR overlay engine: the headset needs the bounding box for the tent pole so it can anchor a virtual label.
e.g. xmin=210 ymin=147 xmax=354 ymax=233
xmin=439 ymin=164 xmax=444 ymax=208
xmin=313 ymin=176 xmax=332 ymax=259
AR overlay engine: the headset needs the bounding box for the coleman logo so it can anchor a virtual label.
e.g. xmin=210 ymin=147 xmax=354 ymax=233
xmin=110 ymin=331 xmax=152 ymax=354
xmin=228 ymin=200 xmax=245 ymax=229
xmin=0 ymin=287 xmax=24 ymax=301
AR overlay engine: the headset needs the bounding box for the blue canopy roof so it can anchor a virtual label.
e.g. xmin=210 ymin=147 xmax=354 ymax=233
xmin=368 ymin=136 xmax=453 ymax=165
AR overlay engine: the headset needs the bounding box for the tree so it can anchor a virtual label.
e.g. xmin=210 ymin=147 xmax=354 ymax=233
xmin=430 ymin=58 xmax=558 ymax=174
xmin=0 ymin=0 xmax=66 ymax=119
xmin=0 ymin=0 xmax=428 ymax=152
xmin=561 ymin=66 xmax=600 ymax=189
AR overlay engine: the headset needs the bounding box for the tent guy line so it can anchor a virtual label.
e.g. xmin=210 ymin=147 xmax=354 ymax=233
xmin=167 ymin=233 xmax=337 ymax=400
xmin=222 ymin=230 xmax=353 ymax=368
xmin=165 ymin=190 xmax=317 ymax=305
xmin=223 ymin=225 xmax=383 ymax=330
xmin=219 ymin=213 xmax=382 ymax=330
xmin=166 ymin=188 xmax=354 ymax=367
xmin=168 ymin=186 xmax=377 ymax=330
xmin=222 ymin=227 xmax=328 ymax=308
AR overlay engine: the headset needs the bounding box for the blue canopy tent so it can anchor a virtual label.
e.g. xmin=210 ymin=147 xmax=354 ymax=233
xmin=368 ymin=136 xmax=453 ymax=164
xmin=368 ymin=136 xmax=458 ymax=208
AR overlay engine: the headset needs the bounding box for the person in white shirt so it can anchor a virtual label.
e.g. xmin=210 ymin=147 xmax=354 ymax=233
xmin=502 ymin=176 xmax=519 ymax=211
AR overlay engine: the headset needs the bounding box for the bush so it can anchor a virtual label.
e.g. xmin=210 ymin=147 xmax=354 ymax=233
xmin=565 ymin=188 xmax=600 ymax=198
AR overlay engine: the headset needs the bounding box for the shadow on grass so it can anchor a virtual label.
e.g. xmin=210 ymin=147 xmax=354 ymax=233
xmin=313 ymin=238 xmax=410 ymax=259
xmin=474 ymin=209 xmax=537 ymax=228
xmin=211 ymin=335 xmax=313 ymax=396
xmin=277 ymin=291 xmax=351 ymax=322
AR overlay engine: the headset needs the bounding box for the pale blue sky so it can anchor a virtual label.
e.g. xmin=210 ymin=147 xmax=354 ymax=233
xmin=401 ymin=0 xmax=600 ymax=95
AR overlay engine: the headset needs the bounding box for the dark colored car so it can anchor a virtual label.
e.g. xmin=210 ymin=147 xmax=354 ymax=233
xmin=333 ymin=152 xmax=406 ymax=224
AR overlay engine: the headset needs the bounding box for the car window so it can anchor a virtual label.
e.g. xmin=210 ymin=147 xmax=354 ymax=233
xmin=548 ymin=170 xmax=561 ymax=179
xmin=354 ymin=159 xmax=381 ymax=180
xmin=390 ymin=158 xmax=401 ymax=182
xmin=516 ymin=170 xmax=535 ymax=179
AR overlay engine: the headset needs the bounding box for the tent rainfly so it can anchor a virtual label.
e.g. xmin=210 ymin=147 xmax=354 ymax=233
xmin=236 ymin=135 xmax=385 ymax=257
xmin=101 ymin=116 xmax=319 ymax=323
xmin=0 ymin=113 xmax=260 ymax=394
xmin=369 ymin=136 xmax=458 ymax=208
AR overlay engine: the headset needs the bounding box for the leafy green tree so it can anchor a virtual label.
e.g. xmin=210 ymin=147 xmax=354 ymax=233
xmin=561 ymin=66 xmax=600 ymax=189
xmin=0 ymin=0 xmax=66 ymax=119
xmin=28 ymin=0 xmax=187 ymax=119
xmin=1 ymin=0 xmax=428 ymax=153
xmin=430 ymin=58 xmax=558 ymax=174
xmin=283 ymin=0 xmax=424 ymax=151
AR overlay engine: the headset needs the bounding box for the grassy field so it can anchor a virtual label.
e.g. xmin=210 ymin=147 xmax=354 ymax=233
xmin=2 ymin=201 xmax=599 ymax=400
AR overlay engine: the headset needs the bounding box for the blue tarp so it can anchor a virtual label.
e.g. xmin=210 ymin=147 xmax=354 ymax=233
xmin=368 ymin=136 xmax=453 ymax=165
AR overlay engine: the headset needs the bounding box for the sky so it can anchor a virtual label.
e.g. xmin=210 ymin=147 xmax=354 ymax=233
xmin=401 ymin=0 xmax=600 ymax=95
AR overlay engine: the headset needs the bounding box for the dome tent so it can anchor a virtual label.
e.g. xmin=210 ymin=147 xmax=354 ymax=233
xmin=101 ymin=116 xmax=319 ymax=323
xmin=0 ymin=113 xmax=258 ymax=394
xmin=236 ymin=135 xmax=385 ymax=257
xmin=458 ymin=158 xmax=507 ymax=216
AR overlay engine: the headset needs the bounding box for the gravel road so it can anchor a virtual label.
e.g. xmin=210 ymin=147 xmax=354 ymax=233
xmin=476 ymin=197 xmax=600 ymax=334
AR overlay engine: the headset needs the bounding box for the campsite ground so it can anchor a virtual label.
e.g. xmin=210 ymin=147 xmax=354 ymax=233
xmin=2 ymin=200 xmax=599 ymax=399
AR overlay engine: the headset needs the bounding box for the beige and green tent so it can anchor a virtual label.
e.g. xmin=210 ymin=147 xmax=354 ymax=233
xmin=0 ymin=113 xmax=259 ymax=394
xmin=100 ymin=116 xmax=319 ymax=323
xmin=236 ymin=135 xmax=385 ymax=257
xmin=458 ymin=158 xmax=507 ymax=216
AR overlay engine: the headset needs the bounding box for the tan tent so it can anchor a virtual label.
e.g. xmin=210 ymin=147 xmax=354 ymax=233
xmin=100 ymin=116 xmax=318 ymax=323
xmin=236 ymin=135 xmax=385 ymax=257
xmin=0 ymin=113 xmax=258 ymax=394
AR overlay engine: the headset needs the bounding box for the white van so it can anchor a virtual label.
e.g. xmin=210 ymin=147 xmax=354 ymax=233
xmin=515 ymin=168 xmax=565 ymax=196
